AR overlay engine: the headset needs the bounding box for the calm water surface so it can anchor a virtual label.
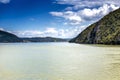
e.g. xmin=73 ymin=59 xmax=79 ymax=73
xmin=0 ymin=42 xmax=120 ymax=80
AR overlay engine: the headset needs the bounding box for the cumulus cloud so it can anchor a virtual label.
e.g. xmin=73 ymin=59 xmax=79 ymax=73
xmin=14 ymin=26 xmax=86 ymax=38
xmin=50 ymin=3 xmax=119 ymax=25
xmin=50 ymin=11 xmax=82 ymax=25
xmin=0 ymin=0 xmax=10 ymax=4
xmin=80 ymin=4 xmax=119 ymax=21
xmin=55 ymin=0 xmax=120 ymax=9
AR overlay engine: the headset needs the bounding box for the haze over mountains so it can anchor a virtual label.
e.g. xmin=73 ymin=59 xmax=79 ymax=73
xmin=0 ymin=30 xmax=68 ymax=43
xmin=70 ymin=8 xmax=120 ymax=45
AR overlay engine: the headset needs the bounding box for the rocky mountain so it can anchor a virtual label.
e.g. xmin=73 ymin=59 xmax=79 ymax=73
xmin=70 ymin=8 xmax=120 ymax=45
xmin=0 ymin=30 xmax=22 ymax=42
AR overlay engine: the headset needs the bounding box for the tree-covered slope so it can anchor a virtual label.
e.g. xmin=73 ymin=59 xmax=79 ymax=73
xmin=70 ymin=8 xmax=120 ymax=44
xmin=0 ymin=30 xmax=22 ymax=42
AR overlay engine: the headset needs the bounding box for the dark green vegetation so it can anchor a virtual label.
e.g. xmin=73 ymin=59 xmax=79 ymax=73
xmin=0 ymin=30 xmax=68 ymax=43
xmin=22 ymin=37 xmax=68 ymax=42
xmin=70 ymin=8 xmax=120 ymax=45
xmin=0 ymin=30 xmax=22 ymax=42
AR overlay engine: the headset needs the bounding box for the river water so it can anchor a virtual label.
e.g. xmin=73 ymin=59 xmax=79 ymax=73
xmin=0 ymin=42 xmax=120 ymax=80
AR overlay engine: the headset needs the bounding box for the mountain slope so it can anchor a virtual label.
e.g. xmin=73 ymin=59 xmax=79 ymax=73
xmin=0 ymin=30 xmax=22 ymax=42
xmin=70 ymin=8 xmax=120 ymax=45
xmin=22 ymin=37 xmax=68 ymax=42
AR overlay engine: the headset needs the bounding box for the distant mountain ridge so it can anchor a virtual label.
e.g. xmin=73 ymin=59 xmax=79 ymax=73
xmin=0 ymin=30 xmax=68 ymax=43
xmin=70 ymin=8 xmax=120 ymax=45
xmin=22 ymin=37 xmax=68 ymax=42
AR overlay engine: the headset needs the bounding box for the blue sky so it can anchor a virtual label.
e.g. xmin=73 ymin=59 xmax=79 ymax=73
xmin=0 ymin=0 xmax=120 ymax=38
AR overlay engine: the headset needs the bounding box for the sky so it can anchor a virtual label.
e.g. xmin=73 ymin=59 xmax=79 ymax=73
xmin=0 ymin=0 xmax=120 ymax=38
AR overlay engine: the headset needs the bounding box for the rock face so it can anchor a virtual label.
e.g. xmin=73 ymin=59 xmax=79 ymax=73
xmin=0 ymin=30 xmax=22 ymax=42
xmin=70 ymin=8 xmax=120 ymax=45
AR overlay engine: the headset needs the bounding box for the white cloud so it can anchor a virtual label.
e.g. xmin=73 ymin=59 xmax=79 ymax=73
xmin=45 ymin=28 xmax=58 ymax=34
xmin=14 ymin=26 xmax=87 ymax=38
xmin=0 ymin=28 xmax=4 ymax=31
xmin=55 ymin=0 xmax=120 ymax=8
xmin=50 ymin=3 xmax=119 ymax=25
xmin=50 ymin=11 xmax=82 ymax=25
xmin=50 ymin=12 xmax=63 ymax=16
xmin=0 ymin=0 xmax=10 ymax=4
xmin=15 ymin=30 xmax=43 ymax=37
xmin=79 ymin=4 xmax=119 ymax=21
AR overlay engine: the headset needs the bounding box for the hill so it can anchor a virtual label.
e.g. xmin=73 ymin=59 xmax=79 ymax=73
xmin=22 ymin=37 xmax=68 ymax=42
xmin=0 ymin=30 xmax=22 ymax=42
xmin=0 ymin=30 xmax=68 ymax=43
xmin=70 ymin=8 xmax=120 ymax=45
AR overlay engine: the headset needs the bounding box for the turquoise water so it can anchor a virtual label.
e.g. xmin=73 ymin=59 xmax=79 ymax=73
xmin=0 ymin=42 xmax=120 ymax=80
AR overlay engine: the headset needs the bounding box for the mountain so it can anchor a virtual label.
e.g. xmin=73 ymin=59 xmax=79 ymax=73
xmin=0 ymin=30 xmax=68 ymax=43
xmin=70 ymin=8 xmax=120 ymax=45
xmin=0 ymin=30 xmax=22 ymax=42
xmin=22 ymin=37 xmax=68 ymax=42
